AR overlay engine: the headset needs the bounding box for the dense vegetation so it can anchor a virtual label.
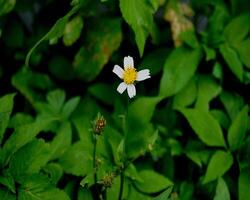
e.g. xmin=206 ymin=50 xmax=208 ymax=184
xmin=0 ymin=0 xmax=250 ymax=199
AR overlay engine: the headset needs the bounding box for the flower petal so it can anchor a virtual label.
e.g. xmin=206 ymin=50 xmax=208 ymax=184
xmin=127 ymin=84 xmax=136 ymax=98
xmin=113 ymin=65 xmax=124 ymax=79
xmin=124 ymin=56 xmax=134 ymax=69
xmin=117 ymin=82 xmax=127 ymax=94
xmin=136 ymin=69 xmax=151 ymax=81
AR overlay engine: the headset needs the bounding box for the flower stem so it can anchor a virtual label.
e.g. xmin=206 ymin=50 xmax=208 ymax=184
xmin=118 ymin=170 xmax=124 ymax=200
xmin=93 ymin=134 xmax=98 ymax=196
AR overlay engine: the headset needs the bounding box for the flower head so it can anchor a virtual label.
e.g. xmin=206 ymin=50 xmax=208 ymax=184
xmin=92 ymin=113 xmax=106 ymax=135
xmin=112 ymin=56 xmax=150 ymax=98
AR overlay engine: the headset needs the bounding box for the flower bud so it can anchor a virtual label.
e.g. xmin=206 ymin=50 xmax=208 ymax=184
xmin=101 ymin=172 xmax=115 ymax=188
xmin=93 ymin=114 xmax=106 ymax=135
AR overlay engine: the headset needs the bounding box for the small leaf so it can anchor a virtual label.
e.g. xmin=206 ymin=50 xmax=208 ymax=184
xmin=47 ymin=89 xmax=66 ymax=113
xmin=179 ymin=108 xmax=226 ymax=147
xmin=159 ymin=47 xmax=202 ymax=98
xmin=63 ymin=16 xmax=83 ymax=46
xmin=0 ymin=0 xmax=16 ymax=16
xmin=195 ymin=75 xmax=221 ymax=111
xmin=135 ymin=170 xmax=173 ymax=193
xmin=228 ymin=105 xmax=248 ymax=151
xmin=219 ymin=43 xmax=243 ymax=81
xmin=214 ymin=178 xmax=230 ymax=200
xmin=43 ymin=163 xmax=63 ymax=185
xmin=203 ymin=150 xmax=233 ymax=184
xmin=62 ymin=96 xmax=80 ymax=118
xmin=153 ymin=186 xmax=173 ymax=200
xmin=0 ymin=93 xmax=15 ymax=144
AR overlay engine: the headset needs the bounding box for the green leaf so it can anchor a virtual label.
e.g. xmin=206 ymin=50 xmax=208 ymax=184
xmin=239 ymin=167 xmax=250 ymax=200
xmin=210 ymin=109 xmax=230 ymax=130
xmin=73 ymin=18 xmax=122 ymax=81
xmin=195 ymin=75 xmax=221 ymax=111
xmin=153 ymin=186 xmax=173 ymax=200
xmin=220 ymin=91 xmax=244 ymax=120
xmin=224 ymin=13 xmax=250 ymax=46
xmin=214 ymin=178 xmax=230 ymax=200
xmin=49 ymin=122 xmax=72 ymax=160
xmin=59 ymin=141 xmax=92 ymax=176
xmin=159 ymin=47 xmax=202 ymax=98
xmin=11 ymin=68 xmax=54 ymax=106
xmin=9 ymin=139 xmax=51 ymax=179
xmin=43 ymin=163 xmax=63 ymax=185
xmin=0 ymin=93 xmax=15 ymax=144
xmin=173 ymin=77 xmax=197 ymax=109
xmin=47 ymin=90 xmax=66 ymax=113
xmin=0 ymin=0 xmax=16 ymax=16
xmin=0 ymin=171 xmax=15 ymax=193
xmin=62 ymin=96 xmax=80 ymax=118
xmin=228 ymin=105 xmax=248 ymax=151
xmin=63 ymin=16 xmax=83 ymax=46
xmin=77 ymin=187 xmax=93 ymax=200
xmin=18 ymin=174 xmax=70 ymax=200
xmin=237 ymin=38 xmax=250 ymax=69
xmin=0 ymin=188 xmax=15 ymax=200
xmin=0 ymin=118 xmax=55 ymax=166
xmin=9 ymin=113 xmax=34 ymax=128
xmin=203 ymin=150 xmax=233 ymax=184
xmin=179 ymin=108 xmax=226 ymax=147
xmin=135 ymin=170 xmax=173 ymax=193
xmin=119 ymin=0 xmax=156 ymax=56
xmin=219 ymin=43 xmax=243 ymax=81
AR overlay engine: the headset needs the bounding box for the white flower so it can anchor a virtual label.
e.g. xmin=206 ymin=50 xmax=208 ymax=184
xmin=112 ymin=56 xmax=150 ymax=98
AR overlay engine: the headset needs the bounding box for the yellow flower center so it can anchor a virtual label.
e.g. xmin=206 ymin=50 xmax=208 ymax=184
xmin=123 ymin=67 xmax=137 ymax=84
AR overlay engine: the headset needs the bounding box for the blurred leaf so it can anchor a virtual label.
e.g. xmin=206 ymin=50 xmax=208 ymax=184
xmin=0 ymin=93 xmax=15 ymax=144
xmin=119 ymin=0 xmax=156 ymax=56
xmin=62 ymin=96 xmax=80 ymax=118
xmin=12 ymin=68 xmax=54 ymax=106
xmin=9 ymin=113 xmax=34 ymax=128
xmin=0 ymin=188 xmax=15 ymax=200
xmin=219 ymin=43 xmax=243 ymax=81
xmin=47 ymin=90 xmax=66 ymax=114
xmin=220 ymin=91 xmax=244 ymax=121
xmin=238 ymin=137 xmax=250 ymax=170
xmin=73 ymin=18 xmax=122 ymax=81
xmin=18 ymin=174 xmax=70 ymax=200
xmin=237 ymin=38 xmax=250 ymax=69
xmin=0 ymin=171 xmax=15 ymax=193
xmin=224 ymin=13 xmax=250 ymax=46
xmin=173 ymin=77 xmax=197 ymax=109
xmin=159 ymin=47 xmax=202 ymax=98
xmin=195 ymin=75 xmax=221 ymax=111
xmin=49 ymin=122 xmax=72 ymax=160
xmin=139 ymin=48 xmax=170 ymax=76
xmin=239 ymin=167 xmax=250 ymax=200
xmin=135 ymin=170 xmax=173 ymax=193
xmin=179 ymin=181 xmax=194 ymax=200
xmin=228 ymin=105 xmax=248 ymax=151
xmin=77 ymin=187 xmax=93 ymax=200
xmin=43 ymin=163 xmax=63 ymax=185
xmin=63 ymin=16 xmax=83 ymax=46
xmin=0 ymin=118 xmax=55 ymax=166
xmin=214 ymin=178 xmax=230 ymax=200
xmin=203 ymin=150 xmax=233 ymax=184
xmin=127 ymin=186 xmax=151 ymax=200
xmin=179 ymin=108 xmax=226 ymax=147
xmin=59 ymin=141 xmax=92 ymax=176
xmin=9 ymin=139 xmax=50 ymax=180
xmin=88 ymin=83 xmax=116 ymax=105
xmin=153 ymin=186 xmax=173 ymax=200
xmin=210 ymin=109 xmax=230 ymax=130
xmin=25 ymin=5 xmax=80 ymax=66
xmin=0 ymin=0 xmax=16 ymax=16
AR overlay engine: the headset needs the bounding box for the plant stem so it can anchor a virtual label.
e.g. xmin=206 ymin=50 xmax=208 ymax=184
xmin=93 ymin=134 xmax=98 ymax=197
xmin=118 ymin=170 xmax=124 ymax=200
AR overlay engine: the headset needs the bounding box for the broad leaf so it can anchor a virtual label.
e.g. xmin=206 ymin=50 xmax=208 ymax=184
xmin=179 ymin=108 xmax=226 ymax=147
xmin=239 ymin=167 xmax=250 ymax=200
xmin=214 ymin=178 xmax=230 ymax=200
xmin=203 ymin=150 xmax=233 ymax=184
xmin=119 ymin=0 xmax=156 ymax=56
xmin=135 ymin=170 xmax=173 ymax=193
xmin=228 ymin=105 xmax=248 ymax=151
xmin=159 ymin=47 xmax=202 ymax=98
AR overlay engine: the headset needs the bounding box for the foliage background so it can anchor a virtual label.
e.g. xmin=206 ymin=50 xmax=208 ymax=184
xmin=0 ymin=0 xmax=250 ymax=199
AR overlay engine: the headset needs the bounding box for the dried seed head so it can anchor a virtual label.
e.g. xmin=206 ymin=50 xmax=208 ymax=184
xmin=93 ymin=114 xmax=106 ymax=135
